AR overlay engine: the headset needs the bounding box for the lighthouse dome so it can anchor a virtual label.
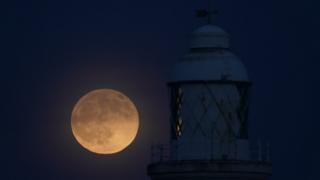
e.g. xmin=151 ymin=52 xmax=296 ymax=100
xmin=170 ymin=25 xmax=249 ymax=82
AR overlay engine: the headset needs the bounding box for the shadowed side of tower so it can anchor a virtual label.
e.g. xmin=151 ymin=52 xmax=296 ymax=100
xmin=147 ymin=3 xmax=272 ymax=180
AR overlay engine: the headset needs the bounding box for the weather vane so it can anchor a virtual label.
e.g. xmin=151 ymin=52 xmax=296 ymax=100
xmin=196 ymin=0 xmax=218 ymax=24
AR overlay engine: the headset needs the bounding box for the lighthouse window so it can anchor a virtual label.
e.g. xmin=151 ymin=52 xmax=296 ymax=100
xmin=235 ymin=83 xmax=251 ymax=139
xmin=176 ymin=117 xmax=183 ymax=137
xmin=175 ymin=88 xmax=183 ymax=137
xmin=170 ymin=85 xmax=184 ymax=139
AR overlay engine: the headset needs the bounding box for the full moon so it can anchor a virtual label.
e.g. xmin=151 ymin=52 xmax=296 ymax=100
xmin=71 ymin=89 xmax=139 ymax=154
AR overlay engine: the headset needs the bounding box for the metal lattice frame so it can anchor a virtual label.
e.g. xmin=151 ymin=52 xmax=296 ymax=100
xmin=169 ymin=81 xmax=251 ymax=141
xmin=169 ymin=84 xmax=184 ymax=139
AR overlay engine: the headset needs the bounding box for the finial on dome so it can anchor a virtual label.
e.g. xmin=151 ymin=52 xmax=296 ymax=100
xmin=196 ymin=0 xmax=218 ymax=24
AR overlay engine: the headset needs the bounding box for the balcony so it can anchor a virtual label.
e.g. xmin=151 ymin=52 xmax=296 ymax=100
xmin=150 ymin=141 xmax=271 ymax=163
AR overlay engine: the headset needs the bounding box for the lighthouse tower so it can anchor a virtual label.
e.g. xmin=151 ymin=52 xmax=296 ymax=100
xmin=147 ymin=3 xmax=272 ymax=180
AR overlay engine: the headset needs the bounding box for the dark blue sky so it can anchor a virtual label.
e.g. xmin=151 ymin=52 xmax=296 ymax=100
xmin=3 ymin=0 xmax=320 ymax=179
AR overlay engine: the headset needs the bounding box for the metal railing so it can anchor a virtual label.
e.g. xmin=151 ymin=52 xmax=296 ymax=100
xmin=151 ymin=144 xmax=170 ymax=163
xmin=250 ymin=141 xmax=271 ymax=162
xmin=150 ymin=141 xmax=271 ymax=163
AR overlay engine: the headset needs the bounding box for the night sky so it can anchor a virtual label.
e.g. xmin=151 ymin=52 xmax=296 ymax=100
xmin=3 ymin=0 xmax=320 ymax=179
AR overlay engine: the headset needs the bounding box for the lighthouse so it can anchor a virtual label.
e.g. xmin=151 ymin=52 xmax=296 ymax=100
xmin=147 ymin=2 xmax=272 ymax=180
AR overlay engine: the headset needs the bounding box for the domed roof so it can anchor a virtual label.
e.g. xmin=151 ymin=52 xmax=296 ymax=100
xmin=190 ymin=24 xmax=229 ymax=49
xmin=169 ymin=24 xmax=249 ymax=83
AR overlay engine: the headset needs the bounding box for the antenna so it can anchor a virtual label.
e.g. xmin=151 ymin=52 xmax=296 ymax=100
xmin=196 ymin=0 xmax=219 ymax=24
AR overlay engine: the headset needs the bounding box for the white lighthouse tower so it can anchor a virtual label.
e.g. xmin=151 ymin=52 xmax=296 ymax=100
xmin=147 ymin=2 xmax=272 ymax=180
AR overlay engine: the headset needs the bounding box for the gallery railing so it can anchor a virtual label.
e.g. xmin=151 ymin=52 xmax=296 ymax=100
xmin=150 ymin=141 xmax=271 ymax=163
